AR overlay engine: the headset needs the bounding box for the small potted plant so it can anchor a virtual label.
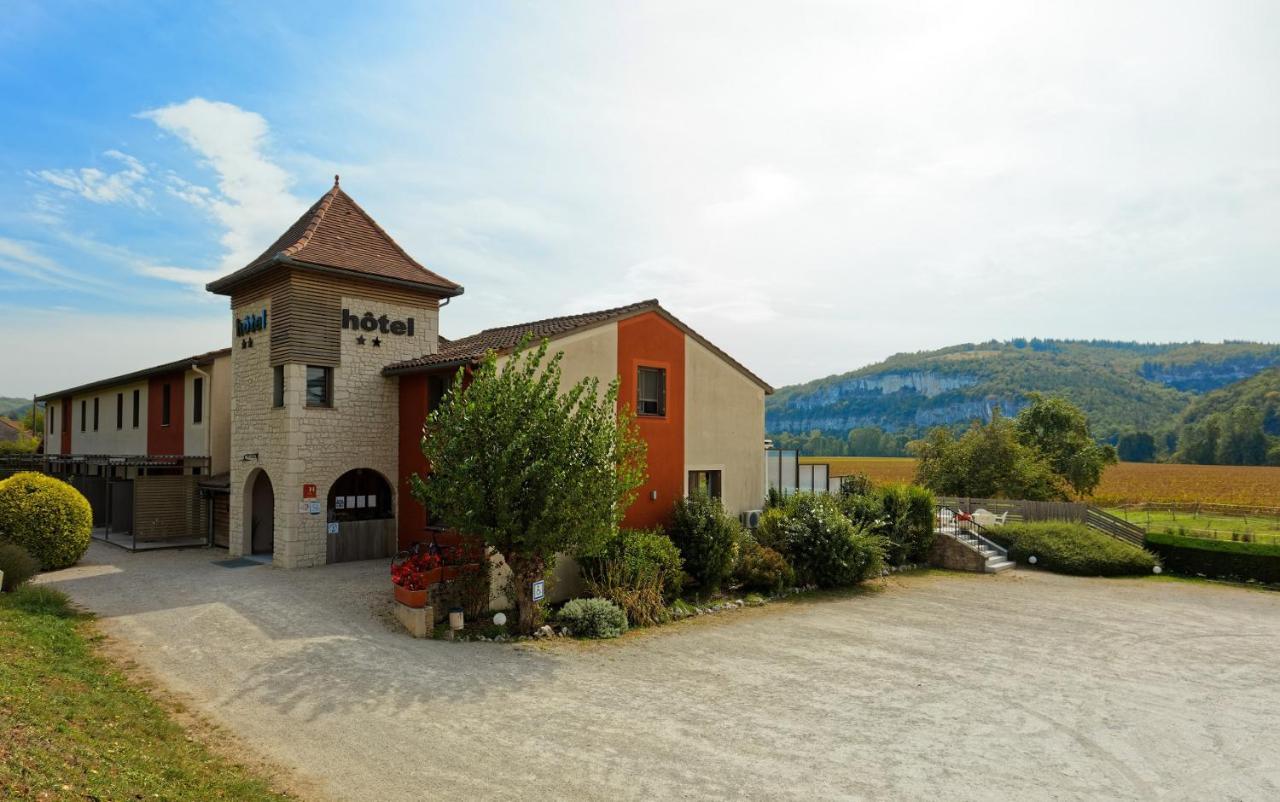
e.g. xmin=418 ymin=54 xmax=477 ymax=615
xmin=390 ymin=550 xmax=443 ymax=608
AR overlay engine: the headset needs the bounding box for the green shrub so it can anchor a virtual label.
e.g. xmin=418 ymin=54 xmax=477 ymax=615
xmin=875 ymin=484 xmax=936 ymax=565
xmin=4 ymin=584 xmax=75 ymax=617
xmin=758 ymin=494 xmax=884 ymax=588
xmin=1000 ymin=522 xmax=1157 ymax=576
xmin=1146 ymin=530 xmax=1280 ymax=584
xmin=581 ymin=527 xmax=683 ymax=626
xmin=557 ymin=597 xmax=628 ymax=638
xmin=0 ymin=472 xmax=93 ymax=570
xmin=0 ymin=542 xmax=40 ymax=591
xmin=733 ymin=538 xmax=795 ymax=594
xmin=668 ymin=493 xmax=741 ymax=592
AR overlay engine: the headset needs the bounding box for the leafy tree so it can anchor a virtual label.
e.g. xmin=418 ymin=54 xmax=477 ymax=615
xmin=913 ymin=411 xmax=1064 ymax=500
xmin=1214 ymin=406 xmax=1269 ymax=465
xmin=1014 ymin=394 xmax=1117 ymax=496
xmin=1116 ymin=432 xmax=1156 ymax=462
xmin=411 ymin=340 xmax=647 ymax=634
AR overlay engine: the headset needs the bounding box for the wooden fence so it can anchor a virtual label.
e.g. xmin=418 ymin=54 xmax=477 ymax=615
xmin=938 ymin=496 xmax=1146 ymax=548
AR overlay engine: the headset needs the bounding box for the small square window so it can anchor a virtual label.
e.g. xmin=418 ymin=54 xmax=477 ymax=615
xmin=637 ymin=366 xmax=666 ymax=417
xmin=306 ymin=366 xmax=333 ymax=408
xmin=688 ymin=470 xmax=722 ymax=499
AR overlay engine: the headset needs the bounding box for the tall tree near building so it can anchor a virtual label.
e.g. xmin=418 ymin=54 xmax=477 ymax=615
xmin=411 ymin=339 xmax=647 ymax=634
xmin=1013 ymin=393 xmax=1117 ymax=496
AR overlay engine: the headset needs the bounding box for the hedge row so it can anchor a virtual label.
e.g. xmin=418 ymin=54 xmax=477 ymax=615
xmin=991 ymin=522 xmax=1157 ymax=576
xmin=1145 ymin=531 xmax=1280 ymax=585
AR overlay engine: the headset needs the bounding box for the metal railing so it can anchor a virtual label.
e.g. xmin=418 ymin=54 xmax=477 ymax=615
xmin=937 ymin=496 xmax=1145 ymax=548
xmin=935 ymin=505 xmax=1008 ymax=560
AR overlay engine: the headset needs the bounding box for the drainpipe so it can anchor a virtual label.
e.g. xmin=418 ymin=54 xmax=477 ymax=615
xmin=191 ymin=363 xmax=213 ymax=547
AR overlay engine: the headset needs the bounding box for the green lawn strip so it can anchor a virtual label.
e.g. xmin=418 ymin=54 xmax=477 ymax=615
xmin=0 ymin=587 xmax=291 ymax=801
xmin=1145 ymin=530 xmax=1280 ymax=558
xmin=1105 ymin=508 xmax=1280 ymax=543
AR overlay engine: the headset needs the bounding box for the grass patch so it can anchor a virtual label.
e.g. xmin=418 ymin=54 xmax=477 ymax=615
xmin=0 ymin=586 xmax=290 ymax=801
xmin=993 ymin=522 xmax=1157 ymax=576
xmin=1146 ymin=530 xmax=1280 ymax=558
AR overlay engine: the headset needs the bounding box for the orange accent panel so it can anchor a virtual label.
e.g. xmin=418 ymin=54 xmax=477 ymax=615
xmin=146 ymin=372 xmax=184 ymax=456
xmin=617 ymin=312 xmax=685 ymax=530
xmin=60 ymin=395 xmax=72 ymax=453
xmin=397 ymin=373 xmax=431 ymax=550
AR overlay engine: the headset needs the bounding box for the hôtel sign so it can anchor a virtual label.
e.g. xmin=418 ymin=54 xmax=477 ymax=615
xmin=235 ymin=308 xmax=268 ymax=337
xmin=342 ymin=309 xmax=416 ymax=337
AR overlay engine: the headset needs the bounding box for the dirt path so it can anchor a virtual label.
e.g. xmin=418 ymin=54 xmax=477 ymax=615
xmin=42 ymin=544 xmax=1280 ymax=801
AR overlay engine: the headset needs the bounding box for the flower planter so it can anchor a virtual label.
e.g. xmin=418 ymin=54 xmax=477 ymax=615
xmin=393 ymin=583 xmax=428 ymax=609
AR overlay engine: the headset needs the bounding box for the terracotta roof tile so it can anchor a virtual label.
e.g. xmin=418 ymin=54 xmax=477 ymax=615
xmin=383 ymin=299 xmax=773 ymax=393
xmin=207 ymin=179 xmax=463 ymax=296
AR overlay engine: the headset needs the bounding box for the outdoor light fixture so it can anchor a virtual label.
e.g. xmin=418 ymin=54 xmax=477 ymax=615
xmin=449 ymin=607 xmax=465 ymax=631
xmin=1153 ymin=565 xmax=1162 ymax=574
xmin=1028 ymin=555 xmax=1038 ymax=564
xmin=650 ymin=490 xmax=658 ymax=501
xmin=241 ymin=453 xmax=259 ymax=462
xmin=493 ymin=612 xmax=507 ymax=627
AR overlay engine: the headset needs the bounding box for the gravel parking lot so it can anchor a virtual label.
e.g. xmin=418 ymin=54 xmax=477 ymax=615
xmin=42 ymin=542 xmax=1280 ymax=801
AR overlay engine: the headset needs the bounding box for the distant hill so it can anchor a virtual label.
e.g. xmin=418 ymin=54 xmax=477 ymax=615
xmin=766 ymin=340 xmax=1280 ymax=443
xmin=0 ymin=397 xmax=34 ymax=421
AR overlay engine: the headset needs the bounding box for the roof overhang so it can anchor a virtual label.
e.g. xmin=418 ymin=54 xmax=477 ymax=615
xmin=37 ymin=349 xmax=230 ymax=402
xmin=206 ymin=255 xmax=466 ymax=299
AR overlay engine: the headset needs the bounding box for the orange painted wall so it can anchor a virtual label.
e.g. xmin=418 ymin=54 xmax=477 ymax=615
xmin=146 ymin=372 xmax=184 ymax=456
xmin=617 ymin=312 xmax=685 ymax=530
xmin=397 ymin=373 xmax=431 ymax=550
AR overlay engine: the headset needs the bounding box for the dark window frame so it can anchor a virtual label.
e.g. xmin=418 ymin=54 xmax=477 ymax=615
xmin=161 ymin=383 xmax=171 ymax=427
xmin=116 ymin=392 xmax=123 ymax=430
xmin=305 ymin=365 xmax=333 ymax=408
xmin=637 ymin=366 xmax=667 ymax=417
xmin=93 ymin=397 xmax=99 ymax=431
xmin=132 ymin=389 xmax=140 ymax=428
xmin=49 ymin=406 xmax=55 ymax=434
xmin=80 ymin=400 xmax=86 ymax=432
xmin=193 ymin=377 xmax=204 ymax=424
xmin=272 ymin=365 xmax=285 ymax=408
xmin=688 ymin=469 xmax=723 ymax=500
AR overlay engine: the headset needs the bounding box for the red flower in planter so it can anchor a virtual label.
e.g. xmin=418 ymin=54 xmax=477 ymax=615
xmin=390 ymin=550 xmax=443 ymax=590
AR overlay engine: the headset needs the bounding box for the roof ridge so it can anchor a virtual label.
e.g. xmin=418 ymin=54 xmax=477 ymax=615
xmin=279 ymin=184 xmax=341 ymax=259
xmin=476 ymin=299 xmax=658 ymax=336
xmin=331 ymin=188 xmax=431 ymax=272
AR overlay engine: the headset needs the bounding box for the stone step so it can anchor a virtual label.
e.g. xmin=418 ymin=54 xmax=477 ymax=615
xmin=985 ymin=559 xmax=1015 ymax=573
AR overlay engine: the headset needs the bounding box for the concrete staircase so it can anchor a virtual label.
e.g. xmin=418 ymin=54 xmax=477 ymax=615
xmin=934 ymin=506 xmax=1016 ymax=573
xmin=942 ymin=528 xmax=1015 ymax=573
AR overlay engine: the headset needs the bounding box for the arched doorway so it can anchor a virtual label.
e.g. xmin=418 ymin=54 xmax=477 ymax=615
xmin=326 ymin=468 xmax=394 ymax=562
xmin=249 ymin=469 xmax=275 ymax=555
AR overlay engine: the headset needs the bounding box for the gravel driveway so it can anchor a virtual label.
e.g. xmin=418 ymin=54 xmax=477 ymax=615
xmin=41 ymin=542 xmax=1280 ymax=801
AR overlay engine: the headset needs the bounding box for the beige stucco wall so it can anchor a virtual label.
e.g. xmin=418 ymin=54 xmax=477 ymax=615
xmin=209 ymin=353 xmax=232 ymax=475
xmin=67 ymin=381 xmax=149 ymax=455
xmin=45 ymin=401 xmax=60 ymax=453
xmin=228 ymin=291 xmax=438 ymax=568
xmin=684 ymin=337 xmax=766 ymax=518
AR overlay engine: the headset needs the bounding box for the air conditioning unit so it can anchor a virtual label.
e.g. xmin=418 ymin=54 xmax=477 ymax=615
xmin=741 ymin=509 xmax=763 ymax=529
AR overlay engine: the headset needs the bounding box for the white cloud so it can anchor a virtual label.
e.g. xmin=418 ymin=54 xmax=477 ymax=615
xmin=702 ymin=167 xmax=803 ymax=226
xmin=139 ymin=98 xmax=307 ymax=270
xmin=0 ymin=236 xmax=113 ymax=294
xmin=33 ymin=149 xmax=149 ymax=207
xmin=135 ymin=264 xmax=225 ymax=290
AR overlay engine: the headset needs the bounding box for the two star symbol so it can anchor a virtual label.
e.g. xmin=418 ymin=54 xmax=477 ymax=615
xmin=355 ymin=335 xmax=381 ymax=347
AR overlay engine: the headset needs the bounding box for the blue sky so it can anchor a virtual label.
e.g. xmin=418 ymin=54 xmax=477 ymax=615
xmin=2 ymin=1 xmax=1279 ymax=397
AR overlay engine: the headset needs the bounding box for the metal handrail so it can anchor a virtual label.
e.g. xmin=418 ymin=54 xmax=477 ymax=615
xmin=935 ymin=505 xmax=1008 ymax=559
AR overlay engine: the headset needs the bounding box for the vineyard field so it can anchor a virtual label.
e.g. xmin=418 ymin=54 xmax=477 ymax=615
xmin=801 ymin=457 xmax=1280 ymax=508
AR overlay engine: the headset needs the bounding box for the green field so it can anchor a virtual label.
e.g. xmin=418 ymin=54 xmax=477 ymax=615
xmin=1107 ymin=507 xmax=1280 ymax=546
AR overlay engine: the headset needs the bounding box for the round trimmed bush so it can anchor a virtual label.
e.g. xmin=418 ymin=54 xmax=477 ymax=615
xmin=0 ymin=542 xmax=40 ymax=591
xmin=0 ymin=472 xmax=93 ymax=570
xmin=557 ymin=597 xmax=628 ymax=639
